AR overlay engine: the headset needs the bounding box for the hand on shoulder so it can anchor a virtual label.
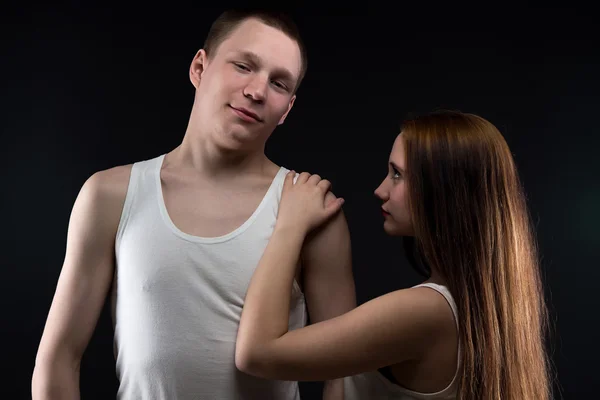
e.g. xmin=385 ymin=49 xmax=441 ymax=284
xmin=276 ymin=171 xmax=345 ymax=235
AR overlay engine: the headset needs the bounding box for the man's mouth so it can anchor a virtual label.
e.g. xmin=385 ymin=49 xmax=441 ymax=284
xmin=230 ymin=106 xmax=262 ymax=122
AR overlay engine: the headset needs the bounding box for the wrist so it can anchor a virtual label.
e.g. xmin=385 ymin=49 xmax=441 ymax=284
xmin=273 ymin=222 xmax=308 ymax=242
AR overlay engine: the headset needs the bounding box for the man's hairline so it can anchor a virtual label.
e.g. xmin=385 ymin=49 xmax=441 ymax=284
xmin=203 ymin=16 xmax=305 ymax=93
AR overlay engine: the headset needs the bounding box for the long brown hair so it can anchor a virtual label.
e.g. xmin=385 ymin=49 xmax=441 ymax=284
xmin=402 ymin=111 xmax=552 ymax=399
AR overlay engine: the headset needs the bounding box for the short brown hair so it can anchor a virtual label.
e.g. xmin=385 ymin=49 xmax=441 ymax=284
xmin=203 ymin=9 xmax=308 ymax=93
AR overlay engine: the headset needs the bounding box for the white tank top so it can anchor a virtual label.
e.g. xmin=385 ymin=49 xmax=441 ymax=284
xmin=110 ymin=154 xmax=307 ymax=400
xmin=343 ymin=283 xmax=461 ymax=399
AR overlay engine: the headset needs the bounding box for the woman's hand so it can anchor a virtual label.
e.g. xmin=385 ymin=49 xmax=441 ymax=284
xmin=275 ymin=171 xmax=345 ymax=236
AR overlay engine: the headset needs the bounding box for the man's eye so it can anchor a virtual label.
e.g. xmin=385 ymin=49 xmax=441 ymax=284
xmin=272 ymin=81 xmax=288 ymax=90
xmin=234 ymin=63 xmax=250 ymax=71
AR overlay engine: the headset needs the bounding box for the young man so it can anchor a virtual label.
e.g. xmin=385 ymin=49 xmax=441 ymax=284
xmin=31 ymin=9 xmax=356 ymax=400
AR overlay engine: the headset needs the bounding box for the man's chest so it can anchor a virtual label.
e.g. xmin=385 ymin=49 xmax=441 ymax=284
xmin=153 ymin=170 xmax=303 ymax=289
xmin=161 ymin=178 xmax=270 ymax=238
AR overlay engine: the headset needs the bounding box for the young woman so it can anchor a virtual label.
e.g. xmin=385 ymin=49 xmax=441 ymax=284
xmin=235 ymin=111 xmax=552 ymax=399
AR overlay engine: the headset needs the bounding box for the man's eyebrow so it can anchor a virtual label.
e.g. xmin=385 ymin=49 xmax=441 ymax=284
xmin=236 ymin=50 xmax=261 ymax=65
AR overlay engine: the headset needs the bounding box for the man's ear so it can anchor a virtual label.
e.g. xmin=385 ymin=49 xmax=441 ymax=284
xmin=189 ymin=49 xmax=209 ymax=89
xmin=278 ymin=95 xmax=297 ymax=125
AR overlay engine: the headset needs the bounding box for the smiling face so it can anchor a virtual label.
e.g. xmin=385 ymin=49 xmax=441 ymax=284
xmin=189 ymin=18 xmax=302 ymax=151
xmin=374 ymin=134 xmax=414 ymax=236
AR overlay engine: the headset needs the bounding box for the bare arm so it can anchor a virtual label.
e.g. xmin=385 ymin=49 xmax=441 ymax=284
xmin=300 ymin=192 xmax=356 ymax=399
xmin=235 ymin=224 xmax=451 ymax=381
xmin=31 ymin=166 xmax=131 ymax=400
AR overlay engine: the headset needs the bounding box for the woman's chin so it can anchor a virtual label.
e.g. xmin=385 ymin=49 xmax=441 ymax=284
xmin=383 ymin=220 xmax=412 ymax=237
xmin=382 ymin=221 xmax=399 ymax=236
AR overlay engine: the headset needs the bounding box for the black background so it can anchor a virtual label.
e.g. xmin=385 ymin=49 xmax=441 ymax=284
xmin=2 ymin=3 xmax=598 ymax=399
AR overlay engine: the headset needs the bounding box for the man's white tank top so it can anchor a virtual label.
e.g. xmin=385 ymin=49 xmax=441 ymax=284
xmin=110 ymin=154 xmax=307 ymax=400
xmin=343 ymin=283 xmax=461 ymax=399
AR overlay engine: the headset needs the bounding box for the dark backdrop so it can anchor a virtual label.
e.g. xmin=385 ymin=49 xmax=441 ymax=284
xmin=2 ymin=4 xmax=598 ymax=399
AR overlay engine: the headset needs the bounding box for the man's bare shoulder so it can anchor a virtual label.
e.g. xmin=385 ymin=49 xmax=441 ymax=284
xmin=91 ymin=163 xmax=133 ymax=187
xmin=79 ymin=164 xmax=134 ymax=211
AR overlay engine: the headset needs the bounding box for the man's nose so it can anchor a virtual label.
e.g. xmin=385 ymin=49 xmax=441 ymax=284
xmin=243 ymin=76 xmax=268 ymax=103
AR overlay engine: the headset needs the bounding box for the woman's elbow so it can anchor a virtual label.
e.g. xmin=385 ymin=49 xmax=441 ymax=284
xmin=234 ymin=345 xmax=253 ymax=373
xmin=235 ymin=343 xmax=268 ymax=377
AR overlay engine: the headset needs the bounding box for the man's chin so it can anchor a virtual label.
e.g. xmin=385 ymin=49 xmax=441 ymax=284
xmin=217 ymin=129 xmax=266 ymax=151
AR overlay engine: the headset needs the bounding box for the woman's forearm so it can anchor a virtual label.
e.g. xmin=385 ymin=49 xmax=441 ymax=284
xmin=236 ymin=225 xmax=305 ymax=359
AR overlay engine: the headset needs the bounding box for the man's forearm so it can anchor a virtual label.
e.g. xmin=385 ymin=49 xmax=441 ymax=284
xmin=32 ymin=359 xmax=80 ymax=400
xmin=323 ymin=378 xmax=345 ymax=400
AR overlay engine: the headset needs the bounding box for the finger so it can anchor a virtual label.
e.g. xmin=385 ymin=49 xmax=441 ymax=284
xmin=283 ymin=170 xmax=296 ymax=190
xmin=324 ymin=197 xmax=345 ymax=219
xmin=323 ymin=191 xmax=338 ymax=207
xmin=307 ymin=174 xmax=322 ymax=186
xmin=296 ymin=172 xmax=311 ymax=184
xmin=317 ymin=179 xmax=331 ymax=193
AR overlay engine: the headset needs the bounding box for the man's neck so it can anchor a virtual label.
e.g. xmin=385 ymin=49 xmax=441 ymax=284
xmin=168 ymin=127 xmax=271 ymax=180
